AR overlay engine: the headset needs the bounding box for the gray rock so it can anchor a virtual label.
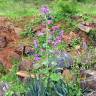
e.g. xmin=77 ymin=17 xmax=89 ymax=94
xmin=80 ymin=70 xmax=96 ymax=78
xmin=84 ymin=91 xmax=96 ymax=96
xmin=80 ymin=48 xmax=96 ymax=68
xmin=0 ymin=82 xmax=10 ymax=96
xmin=48 ymin=50 xmax=73 ymax=73
xmin=81 ymin=76 xmax=96 ymax=90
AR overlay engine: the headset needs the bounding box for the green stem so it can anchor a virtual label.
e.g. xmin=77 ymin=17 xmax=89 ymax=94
xmin=45 ymin=15 xmax=51 ymax=88
xmin=45 ymin=15 xmax=49 ymax=66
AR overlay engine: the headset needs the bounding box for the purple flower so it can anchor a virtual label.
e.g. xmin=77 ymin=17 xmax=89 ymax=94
xmin=47 ymin=20 xmax=52 ymax=25
xmin=41 ymin=6 xmax=50 ymax=14
xmin=34 ymin=54 xmax=41 ymax=61
xmin=59 ymin=30 xmax=64 ymax=38
xmin=54 ymin=36 xmax=62 ymax=46
xmin=34 ymin=40 xmax=38 ymax=48
xmin=48 ymin=39 xmax=52 ymax=44
xmin=52 ymin=26 xmax=60 ymax=31
xmin=36 ymin=31 xmax=45 ymax=36
xmin=50 ymin=31 xmax=55 ymax=35
xmin=35 ymin=56 xmax=41 ymax=61
xmin=60 ymin=30 xmax=64 ymax=36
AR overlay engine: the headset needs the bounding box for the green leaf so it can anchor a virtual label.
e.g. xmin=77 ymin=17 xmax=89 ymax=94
xmin=50 ymin=73 xmax=61 ymax=81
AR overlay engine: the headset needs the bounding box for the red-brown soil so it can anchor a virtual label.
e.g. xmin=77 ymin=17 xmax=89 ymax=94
xmin=0 ymin=17 xmax=21 ymax=69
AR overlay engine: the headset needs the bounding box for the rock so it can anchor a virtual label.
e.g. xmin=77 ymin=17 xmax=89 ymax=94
xmin=24 ymin=46 xmax=35 ymax=56
xmin=81 ymin=76 xmax=96 ymax=90
xmin=84 ymin=91 xmax=96 ymax=96
xmin=80 ymin=69 xmax=96 ymax=90
xmin=80 ymin=69 xmax=96 ymax=79
xmin=0 ymin=36 xmax=7 ymax=48
xmin=16 ymin=71 xmax=35 ymax=78
xmin=0 ymin=81 xmax=24 ymax=96
xmin=0 ymin=17 xmax=19 ymax=47
xmin=14 ymin=27 xmax=22 ymax=36
xmin=80 ymin=49 xmax=96 ymax=68
xmin=56 ymin=51 xmax=73 ymax=69
xmin=16 ymin=45 xmax=35 ymax=56
xmin=85 ymin=70 xmax=96 ymax=77
xmin=15 ymin=44 xmax=25 ymax=55
xmin=48 ymin=51 xmax=73 ymax=73
xmin=78 ymin=23 xmax=91 ymax=33
xmin=0 ymin=48 xmax=21 ymax=69
xmin=82 ymin=38 xmax=88 ymax=50
xmin=19 ymin=59 xmax=33 ymax=71
xmin=0 ymin=82 xmax=10 ymax=96
xmin=0 ymin=17 xmax=21 ymax=71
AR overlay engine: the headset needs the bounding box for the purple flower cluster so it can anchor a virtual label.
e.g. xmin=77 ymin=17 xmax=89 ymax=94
xmin=52 ymin=25 xmax=60 ymax=31
xmin=36 ymin=31 xmax=45 ymax=36
xmin=54 ymin=36 xmax=62 ymax=46
xmin=34 ymin=54 xmax=41 ymax=61
xmin=41 ymin=6 xmax=50 ymax=14
xmin=53 ymin=30 xmax=64 ymax=47
xmin=32 ymin=6 xmax=65 ymax=62
xmin=60 ymin=30 xmax=64 ymax=37
xmin=47 ymin=20 xmax=53 ymax=25
xmin=34 ymin=39 xmax=39 ymax=48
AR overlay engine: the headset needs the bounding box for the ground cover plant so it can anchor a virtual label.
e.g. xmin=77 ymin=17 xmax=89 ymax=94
xmin=0 ymin=0 xmax=96 ymax=96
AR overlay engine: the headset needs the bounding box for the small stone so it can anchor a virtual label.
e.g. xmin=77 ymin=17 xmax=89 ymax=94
xmin=71 ymin=16 xmax=82 ymax=20
xmin=24 ymin=46 xmax=35 ymax=56
xmin=0 ymin=36 xmax=7 ymax=48
xmin=80 ymin=69 xmax=96 ymax=79
xmin=78 ymin=24 xmax=91 ymax=33
xmin=56 ymin=52 xmax=73 ymax=69
xmin=19 ymin=59 xmax=33 ymax=71
xmin=0 ymin=82 xmax=10 ymax=96
xmin=16 ymin=71 xmax=35 ymax=78
xmin=48 ymin=50 xmax=73 ymax=73
xmin=15 ymin=44 xmax=25 ymax=55
xmin=0 ymin=48 xmax=21 ymax=69
xmin=81 ymin=76 xmax=96 ymax=90
xmin=16 ymin=45 xmax=35 ymax=56
xmin=84 ymin=91 xmax=96 ymax=96
xmin=0 ymin=17 xmax=19 ymax=43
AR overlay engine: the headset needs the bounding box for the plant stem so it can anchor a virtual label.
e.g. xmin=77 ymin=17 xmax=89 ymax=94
xmin=45 ymin=15 xmax=49 ymax=66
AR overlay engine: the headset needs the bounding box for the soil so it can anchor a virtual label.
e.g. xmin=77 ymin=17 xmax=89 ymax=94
xmin=0 ymin=17 xmax=22 ymax=70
